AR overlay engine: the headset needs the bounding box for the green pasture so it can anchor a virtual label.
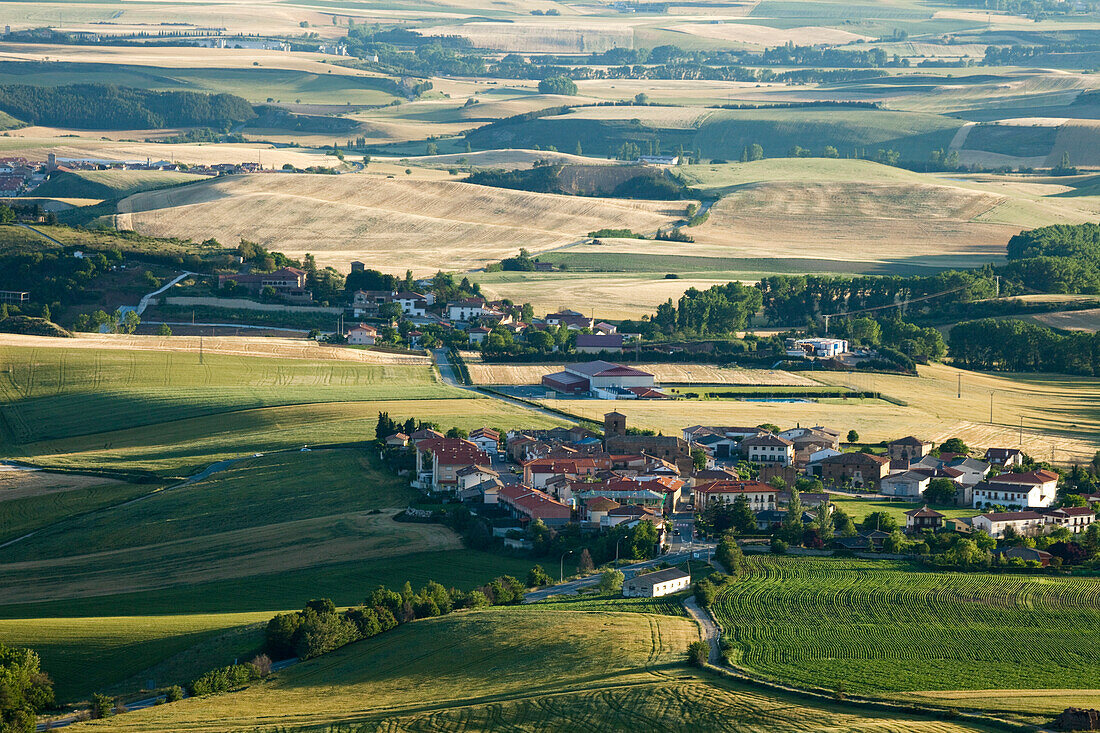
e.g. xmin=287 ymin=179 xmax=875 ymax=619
xmin=0 ymin=450 xmax=415 ymax=562
xmin=0 ymin=478 xmax=152 ymax=544
xmin=712 ymin=555 xmax=1100 ymax=694
xmin=830 ymin=497 xmax=977 ymax=524
xmin=28 ymin=170 xmax=207 ymax=201
xmin=0 ymin=612 xmax=270 ymax=702
xmin=8 ymin=396 xmax=560 ymax=475
xmin=0 ymin=345 xmax=455 ymax=445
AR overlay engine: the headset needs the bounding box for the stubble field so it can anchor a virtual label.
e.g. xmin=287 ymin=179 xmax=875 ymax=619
xmin=116 ymin=173 xmax=692 ymax=273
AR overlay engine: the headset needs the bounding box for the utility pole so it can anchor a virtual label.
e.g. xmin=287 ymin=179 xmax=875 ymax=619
xmin=1019 ymin=415 xmax=1023 ymax=446
xmin=824 ymin=314 xmax=830 ymax=334
xmin=957 ymin=373 xmax=961 ymax=399
xmin=199 ymin=334 xmax=204 ymax=365
xmin=989 ymin=391 xmax=994 ymax=424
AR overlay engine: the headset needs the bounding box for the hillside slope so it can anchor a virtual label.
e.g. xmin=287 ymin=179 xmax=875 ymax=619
xmin=116 ymin=173 xmax=691 ymax=272
xmin=80 ymin=607 xmax=991 ymax=732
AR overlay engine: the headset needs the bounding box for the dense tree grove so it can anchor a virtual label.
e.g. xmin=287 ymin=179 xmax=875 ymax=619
xmin=949 ymin=318 xmax=1100 ymax=375
xmin=649 ymin=282 xmax=763 ymax=336
xmin=1006 ymin=223 xmax=1100 ymax=261
xmin=537 ymin=76 xmax=578 ymax=96
xmin=0 ymin=84 xmax=255 ymax=129
xmin=0 ymin=644 xmax=54 ymax=732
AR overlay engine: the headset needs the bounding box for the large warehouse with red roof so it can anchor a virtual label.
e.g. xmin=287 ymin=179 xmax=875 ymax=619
xmin=541 ymin=360 xmax=656 ymax=395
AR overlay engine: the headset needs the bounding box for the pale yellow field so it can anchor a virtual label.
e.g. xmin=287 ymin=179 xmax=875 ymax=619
xmin=0 ymin=130 xmax=337 ymax=169
xmin=415 ymin=21 xmax=634 ymax=53
xmin=0 ymin=334 xmax=432 ymax=364
xmin=0 ymin=466 xmax=122 ymax=502
xmin=466 ymin=362 xmax=817 ymax=386
xmin=1 ymin=5 xmax=346 ymax=38
xmin=475 ymin=273 xmax=745 ymax=319
xmin=116 ymin=173 xmax=691 ymax=273
xmin=1029 ymin=308 xmax=1100 ymax=332
xmin=900 ymin=688 xmax=1100 ymax=717
xmin=689 ymin=181 xmax=1017 ymax=266
xmin=544 ymin=362 xmax=1100 ymax=464
xmin=1050 ymin=119 xmax=1100 ymax=167
xmin=564 ymin=105 xmax=716 ymax=128
xmin=668 ymin=22 xmax=871 ymax=47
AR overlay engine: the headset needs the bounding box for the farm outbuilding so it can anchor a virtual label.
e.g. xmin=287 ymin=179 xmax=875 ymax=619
xmin=623 ymin=568 xmax=690 ymax=598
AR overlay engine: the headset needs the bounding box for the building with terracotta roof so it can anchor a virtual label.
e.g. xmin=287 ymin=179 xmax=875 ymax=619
xmin=694 ymin=480 xmax=777 ymax=509
xmin=498 ymin=484 xmax=572 ymax=526
xmin=1043 ymin=506 xmax=1095 ymax=534
xmin=469 ymin=427 xmax=500 ymax=454
xmin=972 ymin=469 xmax=1059 ymax=509
xmin=741 ymin=433 xmax=794 ymax=466
xmin=523 ymin=457 xmax=611 ymax=488
xmin=813 ymin=451 xmax=890 ymax=489
xmin=415 ymin=438 xmax=490 ymax=491
xmin=972 ymin=510 xmax=1045 ymax=538
xmin=541 ymin=361 xmax=656 ymax=396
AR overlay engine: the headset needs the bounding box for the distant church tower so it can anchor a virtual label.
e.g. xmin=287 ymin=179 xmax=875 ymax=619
xmin=604 ymin=411 xmax=626 ymax=437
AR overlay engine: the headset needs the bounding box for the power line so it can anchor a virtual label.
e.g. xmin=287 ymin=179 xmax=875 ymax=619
xmin=822 ymin=281 xmax=981 ymax=321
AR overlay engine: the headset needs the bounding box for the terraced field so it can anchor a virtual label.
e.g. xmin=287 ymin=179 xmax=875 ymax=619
xmin=712 ymin=556 xmax=1100 ymax=696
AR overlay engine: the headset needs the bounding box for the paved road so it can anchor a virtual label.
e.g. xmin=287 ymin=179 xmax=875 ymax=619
xmin=430 ymin=349 xmax=583 ymax=425
xmin=523 ymin=551 xmax=704 ymax=602
xmin=683 ymin=595 xmax=721 ymax=663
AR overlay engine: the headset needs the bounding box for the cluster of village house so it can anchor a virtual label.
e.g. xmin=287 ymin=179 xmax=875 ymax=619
xmin=0 ymin=154 xmax=254 ymax=199
xmin=382 ymin=410 xmax=1094 ymax=574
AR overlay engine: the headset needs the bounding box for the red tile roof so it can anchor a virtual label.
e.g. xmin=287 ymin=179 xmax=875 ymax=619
xmin=695 ymin=480 xmax=776 ymax=495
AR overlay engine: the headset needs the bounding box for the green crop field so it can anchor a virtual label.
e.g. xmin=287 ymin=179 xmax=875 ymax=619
xmin=74 ymin=606 xmax=990 ymax=732
xmin=28 ymin=170 xmax=207 ymax=201
xmin=712 ymin=556 xmax=1100 ymax=700
xmin=0 ymin=477 xmax=152 ymax=544
xmin=0 ymin=612 xmax=271 ymax=702
xmin=0 ymin=343 xmax=566 ymax=476
xmin=0 ymin=346 xmax=453 ymax=445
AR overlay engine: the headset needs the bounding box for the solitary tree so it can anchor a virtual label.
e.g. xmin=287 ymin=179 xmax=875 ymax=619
xmin=846 ymin=430 xmax=859 ymax=443
xmin=598 ymin=568 xmax=624 ymax=593
xmin=578 ymin=548 xmax=595 ymax=573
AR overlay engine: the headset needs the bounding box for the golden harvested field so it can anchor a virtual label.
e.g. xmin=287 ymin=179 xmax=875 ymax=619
xmin=1 ymin=6 xmax=345 ymax=39
xmin=466 ymin=362 xmax=817 ymax=386
xmin=116 ymin=173 xmax=691 ymax=273
xmin=0 ymin=43 xmax=369 ymax=73
xmin=545 ymin=362 xmax=1100 ymax=464
xmin=689 ymin=181 xmax=1016 ymax=268
xmin=1051 ymin=119 xmax=1100 ymax=167
xmin=0 ymin=333 xmax=431 ymax=364
xmin=0 ymin=130 xmax=336 ymax=169
xmin=475 ymin=272 xmax=745 ymax=319
xmin=668 ymin=22 xmax=871 ymax=47
xmin=0 ymin=466 xmax=123 ymax=502
xmin=565 ymin=105 xmax=715 ymax=128
xmin=415 ymin=21 xmax=634 ymax=53
xmin=1029 ymin=308 xmax=1100 ymax=331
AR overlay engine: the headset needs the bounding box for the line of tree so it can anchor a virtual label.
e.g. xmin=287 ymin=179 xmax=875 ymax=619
xmin=0 ymin=83 xmax=255 ymax=129
xmin=949 ymin=318 xmax=1100 ymax=375
xmin=264 ymin=578 xmax=525 ymax=661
